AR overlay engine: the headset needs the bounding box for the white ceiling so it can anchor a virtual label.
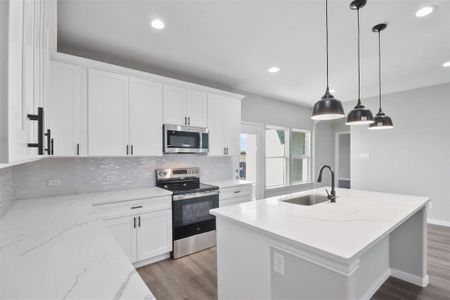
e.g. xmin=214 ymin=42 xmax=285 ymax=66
xmin=57 ymin=0 xmax=450 ymax=107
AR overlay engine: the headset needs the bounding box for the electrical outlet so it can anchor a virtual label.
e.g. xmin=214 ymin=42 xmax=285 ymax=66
xmin=273 ymin=252 xmax=285 ymax=276
xmin=47 ymin=179 xmax=62 ymax=186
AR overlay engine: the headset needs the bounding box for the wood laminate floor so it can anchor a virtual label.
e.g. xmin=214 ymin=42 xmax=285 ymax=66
xmin=137 ymin=224 xmax=450 ymax=300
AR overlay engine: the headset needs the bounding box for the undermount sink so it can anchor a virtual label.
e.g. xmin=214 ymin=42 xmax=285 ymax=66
xmin=281 ymin=194 xmax=330 ymax=206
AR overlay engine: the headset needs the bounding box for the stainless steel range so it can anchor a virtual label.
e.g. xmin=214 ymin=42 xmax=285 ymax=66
xmin=155 ymin=167 xmax=219 ymax=259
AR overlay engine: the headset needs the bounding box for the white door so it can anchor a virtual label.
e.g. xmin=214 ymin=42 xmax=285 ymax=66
xmin=136 ymin=210 xmax=172 ymax=261
xmin=186 ymin=89 xmax=207 ymax=127
xmin=129 ymin=77 xmax=163 ymax=156
xmin=207 ymin=94 xmax=224 ymax=156
xmin=104 ymin=215 xmax=137 ymax=263
xmin=222 ymin=98 xmax=241 ymax=156
xmin=88 ymin=69 xmax=129 ymax=156
xmin=47 ymin=61 xmax=83 ymax=156
xmin=241 ymin=122 xmax=264 ymax=200
xmin=163 ymin=85 xmax=186 ymax=126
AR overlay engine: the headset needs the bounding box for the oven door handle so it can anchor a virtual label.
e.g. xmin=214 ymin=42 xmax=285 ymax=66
xmin=173 ymin=190 xmax=220 ymax=201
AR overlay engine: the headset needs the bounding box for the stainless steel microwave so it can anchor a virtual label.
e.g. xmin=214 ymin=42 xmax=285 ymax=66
xmin=163 ymin=124 xmax=209 ymax=154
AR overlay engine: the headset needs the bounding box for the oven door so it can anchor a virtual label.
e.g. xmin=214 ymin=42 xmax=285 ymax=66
xmin=172 ymin=190 xmax=219 ymax=241
xmin=164 ymin=124 xmax=209 ymax=154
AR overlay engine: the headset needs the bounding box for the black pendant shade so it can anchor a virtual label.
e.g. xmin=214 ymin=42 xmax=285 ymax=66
xmin=311 ymin=0 xmax=345 ymax=121
xmin=311 ymin=88 xmax=345 ymax=120
xmin=346 ymin=0 xmax=374 ymax=126
xmin=369 ymin=23 xmax=394 ymax=130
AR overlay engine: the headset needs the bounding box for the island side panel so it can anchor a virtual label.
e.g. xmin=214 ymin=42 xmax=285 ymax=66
xmin=389 ymin=206 xmax=429 ymax=287
xmin=216 ymin=218 xmax=271 ymax=300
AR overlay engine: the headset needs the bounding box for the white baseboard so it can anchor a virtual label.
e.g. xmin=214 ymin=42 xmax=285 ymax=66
xmin=132 ymin=252 xmax=170 ymax=268
xmin=390 ymin=268 xmax=429 ymax=287
xmin=361 ymin=269 xmax=391 ymax=300
xmin=427 ymin=218 xmax=450 ymax=227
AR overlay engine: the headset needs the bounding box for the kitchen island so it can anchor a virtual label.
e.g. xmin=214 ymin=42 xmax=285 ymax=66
xmin=210 ymin=188 xmax=430 ymax=300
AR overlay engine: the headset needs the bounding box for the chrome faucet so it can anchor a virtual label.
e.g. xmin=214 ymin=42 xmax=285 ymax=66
xmin=317 ymin=165 xmax=336 ymax=203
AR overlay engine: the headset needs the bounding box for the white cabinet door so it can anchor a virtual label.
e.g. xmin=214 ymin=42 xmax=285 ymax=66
xmin=207 ymin=94 xmax=224 ymax=156
xmin=137 ymin=210 xmax=172 ymax=261
xmin=163 ymin=85 xmax=186 ymax=126
xmin=104 ymin=215 xmax=137 ymax=263
xmin=88 ymin=69 xmax=129 ymax=156
xmin=222 ymin=98 xmax=241 ymax=156
xmin=186 ymin=90 xmax=207 ymax=127
xmin=129 ymin=78 xmax=163 ymax=156
xmin=47 ymin=61 xmax=83 ymax=156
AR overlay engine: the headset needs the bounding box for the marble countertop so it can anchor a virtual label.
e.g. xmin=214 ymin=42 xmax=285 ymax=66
xmin=210 ymin=188 xmax=430 ymax=261
xmin=205 ymin=179 xmax=253 ymax=189
xmin=0 ymin=187 xmax=172 ymax=299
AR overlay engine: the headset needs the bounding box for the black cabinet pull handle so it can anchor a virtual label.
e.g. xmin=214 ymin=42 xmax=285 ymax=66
xmin=133 ymin=217 xmax=136 ymax=228
xmin=184 ymin=116 xmax=187 ymax=125
xmin=131 ymin=205 xmax=143 ymax=210
xmin=51 ymin=138 xmax=54 ymax=155
xmin=234 ymin=190 xmax=241 ymax=194
xmin=44 ymin=129 xmax=51 ymax=155
xmin=27 ymin=107 xmax=44 ymax=155
xmin=76 ymin=144 xmax=80 ymax=156
xmin=138 ymin=216 xmax=141 ymax=227
xmin=131 ymin=145 xmax=134 ymax=155
xmin=188 ymin=117 xmax=191 ymax=126
xmin=126 ymin=145 xmax=129 ymax=155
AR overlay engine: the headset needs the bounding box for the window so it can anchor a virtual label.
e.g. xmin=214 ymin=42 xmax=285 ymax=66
xmin=265 ymin=126 xmax=311 ymax=189
xmin=265 ymin=126 xmax=289 ymax=188
xmin=291 ymin=129 xmax=311 ymax=184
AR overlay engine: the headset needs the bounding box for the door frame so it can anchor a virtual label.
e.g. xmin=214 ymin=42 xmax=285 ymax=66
xmin=335 ymin=131 xmax=351 ymax=184
xmin=241 ymin=121 xmax=264 ymax=200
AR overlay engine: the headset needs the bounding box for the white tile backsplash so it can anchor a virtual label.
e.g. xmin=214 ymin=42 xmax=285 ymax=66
xmin=0 ymin=167 xmax=16 ymax=216
xmin=15 ymin=155 xmax=235 ymax=199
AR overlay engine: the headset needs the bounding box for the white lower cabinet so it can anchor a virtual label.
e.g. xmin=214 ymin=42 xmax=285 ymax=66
xmin=104 ymin=215 xmax=138 ymax=263
xmin=97 ymin=196 xmax=172 ymax=265
xmin=137 ymin=210 xmax=172 ymax=261
xmin=219 ymin=185 xmax=252 ymax=207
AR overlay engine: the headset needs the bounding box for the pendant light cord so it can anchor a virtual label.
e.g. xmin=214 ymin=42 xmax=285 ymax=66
xmin=357 ymin=8 xmax=361 ymax=104
xmin=378 ymin=30 xmax=382 ymax=113
xmin=326 ymin=0 xmax=329 ymax=89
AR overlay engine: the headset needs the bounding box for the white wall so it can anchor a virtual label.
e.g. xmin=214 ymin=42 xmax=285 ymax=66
xmin=336 ymin=83 xmax=450 ymax=224
xmin=0 ymin=0 xmax=9 ymax=162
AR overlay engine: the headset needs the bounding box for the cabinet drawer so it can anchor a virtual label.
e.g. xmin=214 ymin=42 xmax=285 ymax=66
xmin=220 ymin=195 xmax=251 ymax=207
xmin=94 ymin=196 xmax=171 ymax=219
xmin=219 ymin=185 xmax=252 ymax=200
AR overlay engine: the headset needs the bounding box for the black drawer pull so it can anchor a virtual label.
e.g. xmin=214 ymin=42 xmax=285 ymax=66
xmin=234 ymin=190 xmax=241 ymax=194
xmin=131 ymin=205 xmax=143 ymax=210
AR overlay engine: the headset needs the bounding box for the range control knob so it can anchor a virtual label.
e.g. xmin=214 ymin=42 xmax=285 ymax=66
xmin=163 ymin=171 xmax=168 ymax=176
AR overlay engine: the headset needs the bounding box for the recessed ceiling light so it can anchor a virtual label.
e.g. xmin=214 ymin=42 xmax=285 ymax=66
xmin=415 ymin=6 xmax=435 ymax=18
xmin=151 ymin=19 xmax=165 ymax=30
xmin=443 ymin=61 xmax=450 ymax=68
xmin=268 ymin=66 xmax=280 ymax=73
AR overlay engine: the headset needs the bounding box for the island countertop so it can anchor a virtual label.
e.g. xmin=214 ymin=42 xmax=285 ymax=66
xmin=210 ymin=188 xmax=430 ymax=261
xmin=0 ymin=187 xmax=172 ymax=299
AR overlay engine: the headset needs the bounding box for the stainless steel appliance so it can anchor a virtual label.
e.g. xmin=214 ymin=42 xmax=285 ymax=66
xmin=156 ymin=167 xmax=218 ymax=259
xmin=163 ymin=124 xmax=209 ymax=154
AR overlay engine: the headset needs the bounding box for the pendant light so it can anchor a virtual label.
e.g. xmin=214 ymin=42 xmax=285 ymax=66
xmin=311 ymin=0 xmax=345 ymax=121
xmin=345 ymin=0 xmax=374 ymax=125
xmin=369 ymin=23 xmax=394 ymax=130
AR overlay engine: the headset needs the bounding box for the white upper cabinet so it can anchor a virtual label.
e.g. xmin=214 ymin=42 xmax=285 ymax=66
xmin=186 ymin=90 xmax=207 ymax=127
xmin=129 ymin=78 xmax=163 ymax=156
xmin=163 ymin=84 xmax=207 ymax=127
xmin=47 ymin=61 xmax=84 ymax=156
xmin=207 ymin=94 xmax=224 ymax=156
xmin=88 ymin=69 xmax=129 ymax=156
xmin=163 ymin=85 xmax=186 ymax=126
xmin=222 ymin=98 xmax=241 ymax=156
xmin=207 ymin=94 xmax=241 ymax=156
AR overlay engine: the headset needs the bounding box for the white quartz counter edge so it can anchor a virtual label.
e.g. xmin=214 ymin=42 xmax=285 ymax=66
xmin=0 ymin=187 xmax=172 ymax=300
xmin=205 ymin=179 xmax=253 ymax=189
xmin=211 ymin=188 xmax=430 ymax=263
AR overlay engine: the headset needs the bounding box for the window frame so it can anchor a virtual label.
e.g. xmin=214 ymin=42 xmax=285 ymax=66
xmin=264 ymin=125 xmax=290 ymax=189
xmin=290 ymin=128 xmax=312 ymax=185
